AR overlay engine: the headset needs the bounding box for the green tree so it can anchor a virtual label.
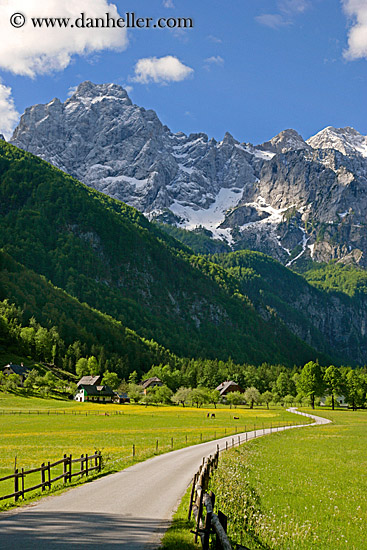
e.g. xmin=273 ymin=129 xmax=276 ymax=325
xmin=297 ymin=361 xmax=324 ymax=409
xmin=244 ymin=387 xmax=260 ymax=409
xmin=172 ymin=387 xmax=191 ymax=407
xmin=324 ymin=365 xmax=342 ymax=410
xmin=345 ymin=370 xmax=364 ymax=411
xmin=87 ymin=356 xmax=99 ymax=376
xmin=154 ymin=385 xmax=174 ymax=404
xmin=128 ymin=382 xmax=143 ymax=403
xmin=23 ymin=369 xmax=38 ymax=393
xmin=102 ymin=370 xmax=120 ymax=390
xmin=128 ymin=370 xmax=138 ymax=385
xmin=261 ymin=390 xmax=273 ymax=410
xmin=208 ymin=389 xmax=220 ymax=409
xmin=75 ymin=357 xmax=89 ymax=378
xmin=189 ymin=388 xmax=208 ymax=408
xmin=4 ymin=373 xmax=21 ymax=392
xmin=226 ymin=391 xmax=244 ymax=409
xmin=276 ymin=372 xmax=296 ymax=398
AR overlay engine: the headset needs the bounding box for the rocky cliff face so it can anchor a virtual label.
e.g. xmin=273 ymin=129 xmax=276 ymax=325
xmin=11 ymin=81 xmax=367 ymax=268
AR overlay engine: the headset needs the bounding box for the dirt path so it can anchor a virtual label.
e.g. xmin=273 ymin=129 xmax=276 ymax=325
xmin=0 ymin=410 xmax=328 ymax=549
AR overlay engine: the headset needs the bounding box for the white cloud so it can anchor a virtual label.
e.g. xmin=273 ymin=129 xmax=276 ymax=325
xmin=163 ymin=0 xmax=175 ymax=7
xmin=204 ymin=56 xmax=224 ymax=71
xmin=0 ymin=0 xmax=128 ymax=77
xmin=342 ymin=0 xmax=367 ymax=60
xmin=0 ymin=83 xmax=20 ymax=139
xmin=256 ymin=14 xmax=290 ymax=29
xmin=279 ymin=0 xmax=309 ymax=14
xmin=67 ymin=85 xmax=78 ymax=97
xmin=256 ymin=0 xmax=309 ymax=28
xmin=132 ymin=56 xmax=194 ymax=84
xmin=207 ymin=35 xmax=223 ymax=44
xmin=204 ymin=56 xmax=224 ymax=66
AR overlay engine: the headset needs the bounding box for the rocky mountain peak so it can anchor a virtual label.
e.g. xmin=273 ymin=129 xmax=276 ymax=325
xmin=69 ymin=80 xmax=132 ymax=106
xmin=258 ymin=128 xmax=309 ymax=154
xmin=307 ymin=126 xmax=367 ymax=158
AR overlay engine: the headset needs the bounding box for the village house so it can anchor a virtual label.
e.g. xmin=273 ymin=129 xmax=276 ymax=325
xmin=2 ymin=363 xmax=29 ymax=386
xmin=215 ymin=380 xmax=243 ymax=398
xmin=74 ymin=384 xmax=115 ymax=403
xmin=140 ymin=376 xmax=163 ymax=395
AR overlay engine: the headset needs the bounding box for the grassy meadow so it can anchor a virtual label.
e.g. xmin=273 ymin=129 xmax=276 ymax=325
xmin=209 ymin=409 xmax=367 ymax=550
xmin=0 ymin=392 xmax=299 ymax=509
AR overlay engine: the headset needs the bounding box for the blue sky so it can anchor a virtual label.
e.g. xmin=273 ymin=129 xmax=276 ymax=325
xmin=0 ymin=0 xmax=366 ymax=144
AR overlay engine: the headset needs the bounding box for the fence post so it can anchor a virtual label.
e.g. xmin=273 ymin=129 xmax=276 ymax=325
xmin=63 ymin=454 xmax=68 ymax=483
xmin=203 ymin=506 xmax=212 ymax=550
xmin=156 ymin=440 xmax=158 ymax=453
xmin=216 ymin=511 xmax=228 ymax=550
xmin=80 ymin=454 xmax=84 ymax=476
xmin=188 ymin=473 xmax=197 ymax=520
xmin=171 ymin=437 xmax=173 ymax=449
xmin=41 ymin=463 xmax=46 ymax=492
xmin=69 ymin=454 xmax=72 ymax=482
xmin=21 ymin=468 xmax=25 ymax=500
xmin=47 ymin=462 xmax=51 ymax=489
xmin=85 ymin=454 xmax=89 ymax=477
xmin=195 ymin=488 xmax=204 ymax=543
xmin=14 ymin=469 xmax=19 ymax=502
xmin=132 ymin=444 xmax=135 ymax=458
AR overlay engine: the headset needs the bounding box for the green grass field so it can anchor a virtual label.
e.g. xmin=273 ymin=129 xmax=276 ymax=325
xmin=0 ymin=391 xmax=299 ymax=510
xmin=209 ymin=409 xmax=367 ymax=550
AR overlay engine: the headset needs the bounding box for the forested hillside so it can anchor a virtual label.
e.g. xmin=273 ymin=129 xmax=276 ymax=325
xmin=209 ymin=250 xmax=367 ymax=365
xmin=0 ymin=141 xmax=318 ymax=370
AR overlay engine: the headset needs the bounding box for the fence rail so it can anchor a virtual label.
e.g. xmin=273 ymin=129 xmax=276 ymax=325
xmin=0 ymin=451 xmax=102 ymax=503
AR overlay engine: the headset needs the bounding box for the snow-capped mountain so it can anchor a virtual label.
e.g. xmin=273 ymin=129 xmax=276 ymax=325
xmin=307 ymin=126 xmax=367 ymax=158
xmin=10 ymin=82 xmax=367 ymax=268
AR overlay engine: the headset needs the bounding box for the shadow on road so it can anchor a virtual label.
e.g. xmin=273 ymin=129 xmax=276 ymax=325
xmin=0 ymin=511 xmax=169 ymax=549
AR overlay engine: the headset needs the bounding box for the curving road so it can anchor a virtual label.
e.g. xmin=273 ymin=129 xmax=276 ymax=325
xmin=0 ymin=410 xmax=329 ymax=550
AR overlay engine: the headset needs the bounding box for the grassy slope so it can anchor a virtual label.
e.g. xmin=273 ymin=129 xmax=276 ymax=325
xmin=0 ymin=140 xmax=319 ymax=367
xmin=209 ymin=409 xmax=367 ymax=550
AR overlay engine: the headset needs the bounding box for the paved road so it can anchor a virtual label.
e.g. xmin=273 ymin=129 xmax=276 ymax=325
xmin=0 ymin=410 xmax=328 ymax=549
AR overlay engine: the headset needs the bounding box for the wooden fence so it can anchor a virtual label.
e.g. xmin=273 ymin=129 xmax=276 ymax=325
xmin=188 ymin=443 xmax=249 ymax=550
xmin=0 ymin=451 xmax=102 ymax=504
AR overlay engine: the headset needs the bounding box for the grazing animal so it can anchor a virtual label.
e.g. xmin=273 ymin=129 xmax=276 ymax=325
xmin=233 ymin=416 xmax=239 ymax=420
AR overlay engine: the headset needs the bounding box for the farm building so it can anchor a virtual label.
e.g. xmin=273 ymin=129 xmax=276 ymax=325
xmin=215 ymin=380 xmax=243 ymax=397
xmin=140 ymin=376 xmax=163 ymax=395
xmin=74 ymin=384 xmax=115 ymax=403
xmin=2 ymin=363 xmax=29 ymax=386
xmin=113 ymin=393 xmax=130 ymax=404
